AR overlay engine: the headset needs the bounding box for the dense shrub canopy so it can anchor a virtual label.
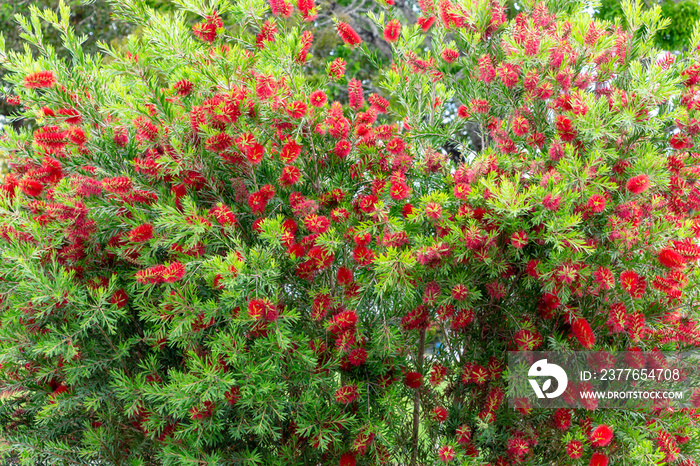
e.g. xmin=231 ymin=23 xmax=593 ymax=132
xmin=2 ymin=0 xmax=700 ymax=465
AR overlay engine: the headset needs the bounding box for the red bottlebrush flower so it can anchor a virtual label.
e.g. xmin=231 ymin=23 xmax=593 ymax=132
xmin=383 ymin=19 xmax=401 ymax=43
xmin=497 ymin=63 xmax=520 ymax=87
xmin=353 ymin=431 xmax=375 ymax=456
xmin=337 ymin=267 xmax=354 ymax=285
xmin=189 ymin=400 xmax=214 ymax=420
xmin=626 ymin=174 xmax=650 ymax=194
xmin=245 ymin=143 xmax=264 ymax=164
xmin=57 ymin=107 xmax=82 ymax=124
xmin=114 ymin=127 xmax=129 ymax=147
xmin=6 ymin=95 xmax=21 ymax=105
xmin=209 ymin=204 xmax=237 ymax=226
xmin=368 ymin=93 xmax=389 ymax=113
xmin=248 ymin=298 xmax=274 ymax=321
xmin=173 ymin=79 xmax=194 ymax=96
xmin=590 ymin=424 xmax=614 ymax=447
xmin=417 ymin=15 xmax=436 ymax=32
xmin=429 ymin=364 xmax=447 ymax=386
xmin=327 ymin=309 xmax=358 ymax=334
xmin=386 ymin=137 xmax=406 ymax=154
xmin=478 ymin=55 xmax=496 ymax=83
xmin=620 ymin=269 xmax=642 ymax=297
xmin=390 ymin=182 xmax=410 ymax=200
xmin=348 ymin=78 xmax=364 ymax=110
xmin=659 ymin=248 xmax=686 ymax=269
xmin=441 ymin=48 xmax=459 ymax=63
xmin=593 ymin=266 xmax=615 ymax=290
xmin=404 ymin=371 xmax=422 ymax=389
xmin=328 ymin=58 xmax=347 ymax=79
xmin=425 ymin=202 xmax=443 ymax=220
xmin=670 ymin=132 xmax=693 ymax=150
xmin=193 ymin=22 xmax=218 ymax=42
xmin=510 ymin=230 xmax=528 ymax=249
xmin=513 ymin=328 xmax=542 ymax=351
xmin=162 ymin=262 xmax=185 ymax=283
xmin=279 ymin=166 xmax=301 ymax=186
xmin=625 ymin=312 xmax=646 ymax=342
xmin=566 ymin=439 xmax=583 ymax=459
xmin=606 ymin=302 xmax=627 ymax=334
xmin=348 ymin=347 xmax=367 ymax=366
xmin=68 ymin=126 xmax=86 ymax=145
xmin=134 ymin=117 xmax=159 ymax=142
xmin=24 ymin=70 xmax=56 ymax=88
xmin=304 ymin=214 xmax=330 ymax=234
xmin=555 ymin=115 xmax=577 ymax=141
xmin=135 ymin=265 xmax=166 ymax=284
xmin=471 ymin=98 xmax=490 ymax=114
xmin=402 ymin=203 xmax=414 ymax=218
xmin=339 ymin=453 xmax=356 ymax=466
xmin=431 ymin=406 xmax=449 ymax=422
xmin=401 ymin=305 xmax=430 ymax=331
xmin=334 ymin=140 xmax=352 ymax=159
xmin=590 ymin=452 xmax=609 ymax=466
xmin=512 ymin=116 xmax=529 ymax=136
xmin=34 ymin=125 xmax=68 ymax=150
xmin=438 ymin=445 xmax=455 ymax=462
xmin=295 ymin=30 xmax=314 ymax=62
xmin=111 ymin=289 xmax=128 ymax=308
xmin=279 ymin=139 xmax=301 ymax=163
xmin=309 ymin=90 xmax=327 ymax=107
xmin=206 ymin=133 xmax=233 ymax=152
xmin=588 ymin=194 xmax=606 ymax=213
xmin=19 ymin=179 xmax=43 ymax=197
xmin=287 ymin=100 xmax=307 ymax=119
xmin=554 ymin=408 xmax=572 ymax=430
xmin=657 ymin=429 xmax=680 ymax=463
xmin=102 ymin=176 xmax=133 ymax=194
xmin=336 ymin=22 xmax=362 ymax=47
xmin=457 ymin=105 xmax=470 ymax=118
xmin=572 ymin=317 xmax=595 ymax=349
xmin=335 ymin=384 xmax=359 ymax=404
xmin=541 ymin=194 xmax=561 ymax=212
xmin=451 ymin=284 xmax=468 ymax=300
xmin=256 ymin=20 xmax=278 ymax=48
xmin=455 ymin=424 xmax=471 ymax=444
xmin=128 ymin=224 xmax=154 ymax=243
xmin=225 ymin=386 xmax=241 ymax=405
xmin=514 ymin=397 xmax=532 ymax=415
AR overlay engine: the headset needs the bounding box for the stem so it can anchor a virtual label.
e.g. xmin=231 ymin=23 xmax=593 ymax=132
xmin=410 ymin=327 xmax=426 ymax=466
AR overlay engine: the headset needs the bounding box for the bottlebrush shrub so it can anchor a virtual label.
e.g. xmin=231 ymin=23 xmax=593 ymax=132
xmin=2 ymin=0 xmax=700 ymax=465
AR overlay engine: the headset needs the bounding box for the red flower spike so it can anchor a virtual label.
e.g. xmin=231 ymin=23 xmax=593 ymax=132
xmin=589 ymin=452 xmax=609 ymax=466
xmin=626 ymin=174 xmax=650 ymax=194
xmin=590 ymin=424 xmax=613 ymax=447
xmin=339 ymin=453 xmax=356 ymax=466
xmin=161 ymin=262 xmax=185 ymax=283
xmin=334 ymin=384 xmax=359 ymax=404
xmin=566 ymin=439 xmax=583 ymax=459
xmin=24 ymin=71 xmax=56 ymax=88
xmin=336 ymin=22 xmax=362 ymax=47
xmin=404 ymin=371 xmax=422 ymax=389
xmin=431 ymin=406 xmax=448 ymax=422
xmin=383 ymin=20 xmax=401 ymax=43
xmin=572 ymin=317 xmax=595 ymax=349
xmin=659 ymin=248 xmax=686 ymax=269
xmin=127 ymin=224 xmax=154 ymax=243
xmin=102 ymin=176 xmax=133 ymax=194
xmin=438 ymin=445 xmax=455 ymax=462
